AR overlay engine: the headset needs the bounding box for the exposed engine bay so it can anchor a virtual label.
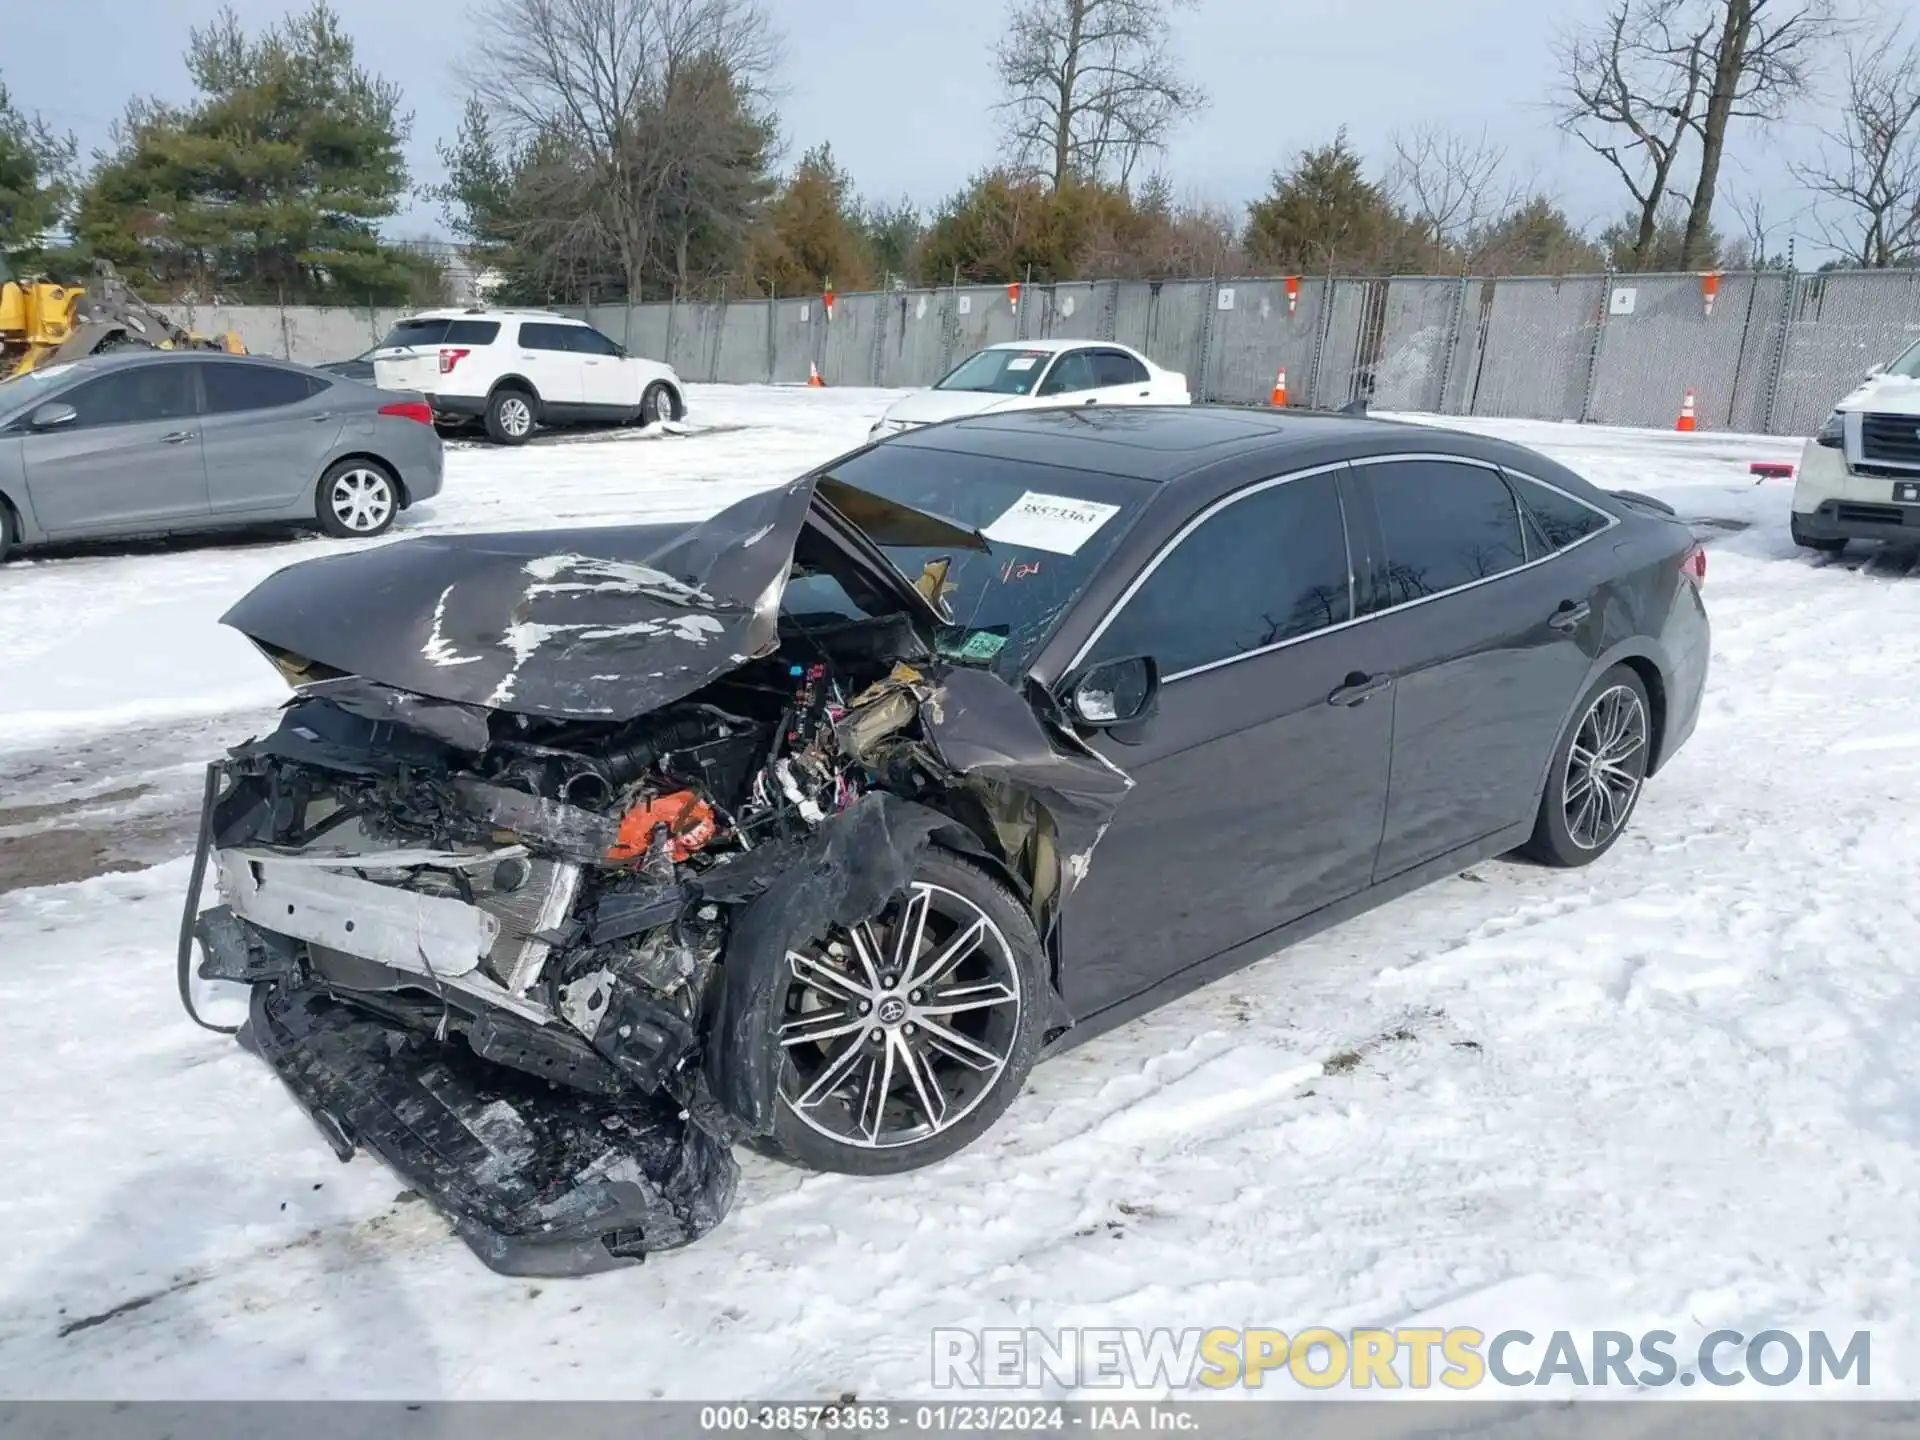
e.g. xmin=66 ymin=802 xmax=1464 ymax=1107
xmin=183 ymin=473 xmax=1133 ymax=1275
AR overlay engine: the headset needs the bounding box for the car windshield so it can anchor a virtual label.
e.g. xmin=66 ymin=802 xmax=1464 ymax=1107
xmin=0 ymin=362 xmax=79 ymax=414
xmin=790 ymin=442 xmax=1154 ymax=679
xmin=934 ymin=348 xmax=1053 ymax=396
xmin=1886 ymin=339 xmax=1920 ymax=379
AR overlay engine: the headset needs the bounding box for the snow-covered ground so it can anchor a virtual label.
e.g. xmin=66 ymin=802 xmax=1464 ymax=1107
xmin=3 ymin=387 xmax=1918 ymax=1400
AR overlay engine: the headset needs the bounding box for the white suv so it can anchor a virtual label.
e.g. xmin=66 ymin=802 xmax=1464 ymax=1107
xmin=371 ymin=309 xmax=685 ymax=446
xmin=1792 ymin=335 xmax=1920 ymax=552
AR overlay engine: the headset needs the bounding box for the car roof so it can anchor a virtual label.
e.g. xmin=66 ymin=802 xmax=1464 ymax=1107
xmin=888 ymin=404 xmax=1409 ymax=481
xmin=401 ymin=308 xmax=581 ymax=323
xmin=18 ymin=349 xmax=314 ymax=377
xmin=981 ymin=338 xmax=1136 ymax=354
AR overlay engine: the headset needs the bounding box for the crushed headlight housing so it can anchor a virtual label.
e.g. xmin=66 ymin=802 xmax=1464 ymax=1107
xmin=1815 ymin=411 xmax=1845 ymax=449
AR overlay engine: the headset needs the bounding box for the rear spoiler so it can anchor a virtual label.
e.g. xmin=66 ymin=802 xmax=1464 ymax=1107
xmin=1606 ymin=488 xmax=1677 ymax=517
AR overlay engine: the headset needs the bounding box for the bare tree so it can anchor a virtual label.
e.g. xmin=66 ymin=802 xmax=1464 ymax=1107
xmin=1792 ymin=20 xmax=1920 ymax=266
xmin=1386 ymin=124 xmax=1514 ymax=270
xmin=994 ymin=0 xmax=1208 ymax=190
xmin=463 ymin=0 xmax=777 ymax=298
xmin=1557 ymin=0 xmax=1715 ymax=270
xmin=1680 ymin=0 xmax=1835 ymax=267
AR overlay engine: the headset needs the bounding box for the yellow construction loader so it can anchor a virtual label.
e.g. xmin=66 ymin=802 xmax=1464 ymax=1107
xmin=0 ymin=256 xmax=245 ymax=378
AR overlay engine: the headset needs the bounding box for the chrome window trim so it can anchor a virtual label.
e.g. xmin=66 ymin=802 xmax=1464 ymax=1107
xmin=1067 ymin=452 xmax=1620 ymax=686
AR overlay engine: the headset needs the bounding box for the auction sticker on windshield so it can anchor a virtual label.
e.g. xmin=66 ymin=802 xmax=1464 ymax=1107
xmin=1005 ymin=355 xmax=1040 ymax=371
xmin=982 ymin=492 xmax=1123 ymax=556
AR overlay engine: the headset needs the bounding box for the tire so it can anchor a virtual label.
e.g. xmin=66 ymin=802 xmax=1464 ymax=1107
xmin=765 ymin=850 xmax=1045 ymax=1176
xmin=1790 ymin=513 xmax=1846 ymax=553
xmin=0 ymin=499 xmax=15 ymax=563
xmin=1520 ymin=665 xmax=1653 ymax=868
xmin=314 ymin=459 xmax=400 ymax=539
xmin=637 ymin=381 xmax=671 ymax=427
xmin=484 ymin=387 xmax=537 ymax=445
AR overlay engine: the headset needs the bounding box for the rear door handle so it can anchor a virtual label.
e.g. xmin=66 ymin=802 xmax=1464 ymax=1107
xmin=1548 ymin=600 xmax=1591 ymax=632
xmin=160 ymin=430 xmax=196 ymax=444
xmin=1328 ymin=672 xmax=1392 ymax=707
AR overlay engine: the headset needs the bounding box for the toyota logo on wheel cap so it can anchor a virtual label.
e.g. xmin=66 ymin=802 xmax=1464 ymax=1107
xmin=877 ymin=996 xmax=908 ymax=1025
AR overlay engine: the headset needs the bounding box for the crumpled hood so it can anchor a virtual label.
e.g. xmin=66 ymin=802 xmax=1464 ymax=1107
xmin=880 ymin=388 xmax=1032 ymax=427
xmin=221 ymin=475 xmax=983 ymax=722
xmin=1837 ymin=373 xmax=1920 ymax=415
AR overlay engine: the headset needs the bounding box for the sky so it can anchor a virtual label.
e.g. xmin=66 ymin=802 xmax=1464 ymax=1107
xmin=8 ymin=0 xmax=1850 ymax=264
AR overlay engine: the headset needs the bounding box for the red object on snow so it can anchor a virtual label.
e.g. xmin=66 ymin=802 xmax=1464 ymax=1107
xmin=1750 ymin=461 xmax=1794 ymax=479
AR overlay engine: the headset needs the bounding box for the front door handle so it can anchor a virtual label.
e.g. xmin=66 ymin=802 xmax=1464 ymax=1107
xmin=1548 ymin=600 xmax=1591 ymax=632
xmin=160 ymin=430 xmax=195 ymax=444
xmin=1328 ymin=671 xmax=1392 ymax=707
xmin=1082 ymin=396 xmax=1099 ymax=405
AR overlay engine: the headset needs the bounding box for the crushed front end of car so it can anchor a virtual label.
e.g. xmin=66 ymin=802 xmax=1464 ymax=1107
xmin=179 ymin=473 xmax=1130 ymax=1275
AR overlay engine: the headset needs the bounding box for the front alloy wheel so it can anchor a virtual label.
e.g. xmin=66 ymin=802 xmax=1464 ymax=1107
xmin=768 ymin=853 xmax=1043 ymax=1175
xmin=1521 ymin=665 xmax=1652 ymax=867
xmin=315 ymin=460 xmax=398 ymax=538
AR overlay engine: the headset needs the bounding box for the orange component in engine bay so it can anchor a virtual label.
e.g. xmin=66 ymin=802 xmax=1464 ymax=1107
xmin=607 ymin=790 xmax=718 ymax=864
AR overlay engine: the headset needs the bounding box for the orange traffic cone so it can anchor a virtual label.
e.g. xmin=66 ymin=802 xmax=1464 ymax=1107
xmin=1270 ymin=368 xmax=1289 ymax=407
xmin=808 ymin=361 xmax=825 ymax=388
xmin=1675 ymin=388 xmax=1697 ymax=432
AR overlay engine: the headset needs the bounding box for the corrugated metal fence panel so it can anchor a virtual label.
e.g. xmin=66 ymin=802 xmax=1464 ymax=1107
xmin=769 ymin=297 xmax=819 ymax=384
xmin=820 ymin=292 xmax=887 ymax=386
xmin=949 ymin=286 xmax=1022 ymax=356
xmin=712 ymin=301 xmax=772 ymax=384
xmin=582 ymin=303 xmax=626 ymax=344
xmin=1771 ymin=270 xmax=1920 ymax=437
xmin=1467 ymin=277 xmax=1605 ymax=421
xmin=1144 ymin=280 xmax=1214 ymax=393
xmin=624 ymin=305 xmax=673 ymax=363
xmin=1309 ymin=280 xmax=1372 ymax=409
xmin=1726 ymin=274 xmax=1791 ymax=434
xmin=1372 ymin=279 xmax=1462 ymax=414
xmin=665 ymin=302 xmax=722 ymax=382
xmin=170 ymin=304 xmax=399 ymax=364
xmin=1587 ymin=272 xmax=1768 ymax=430
xmin=1202 ymin=278 xmax=1325 ymax=405
xmin=1040 ymin=282 xmax=1108 ymax=341
xmin=876 ymin=290 xmax=951 ymax=387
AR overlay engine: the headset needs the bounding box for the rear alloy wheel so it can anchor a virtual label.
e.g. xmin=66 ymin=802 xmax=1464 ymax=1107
xmin=315 ymin=459 xmax=398 ymax=539
xmin=1789 ymin=513 xmax=1846 ymax=553
xmin=1521 ymin=665 xmax=1652 ymax=867
xmin=485 ymin=388 xmax=536 ymax=445
xmin=638 ymin=382 xmax=672 ymax=427
xmin=767 ymin=852 xmax=1044 ymax=1176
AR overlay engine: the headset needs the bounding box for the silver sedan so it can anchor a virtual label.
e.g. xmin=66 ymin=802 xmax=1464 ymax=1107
xmin=0 ymin=351 xmax=444 ymax=561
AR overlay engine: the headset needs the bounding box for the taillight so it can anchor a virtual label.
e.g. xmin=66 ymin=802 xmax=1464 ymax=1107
xmin=379 ymin=400 xmax=434 ymax=425
xmin=438 ymin=347 xmax=469 ymax=375
xmin=1679 ymin=541 xmax=1707 ymax=586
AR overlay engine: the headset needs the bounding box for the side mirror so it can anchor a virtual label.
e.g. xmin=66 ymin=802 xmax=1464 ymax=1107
xmin=1865 ymin=367 xmax=1885 ymax=382
xmin=1065 ymin=654 xmax=1159 ymax=728
xmin=29 ymin=402 xmax=77 ymax=429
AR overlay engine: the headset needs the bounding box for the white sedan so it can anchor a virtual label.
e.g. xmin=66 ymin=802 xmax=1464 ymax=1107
xmin=869 ymin=339 xmax=1189 ymax=440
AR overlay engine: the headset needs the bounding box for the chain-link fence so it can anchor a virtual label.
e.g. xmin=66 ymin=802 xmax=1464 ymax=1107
xmin=178 ymin=267 xmax=1920 ymax=436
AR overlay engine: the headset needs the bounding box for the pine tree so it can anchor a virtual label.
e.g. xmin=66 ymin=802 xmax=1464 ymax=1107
xmin=73 ymin=3 xmax=431 ymax=303
xmin=0 ymin=79 xmax=77 ymax=268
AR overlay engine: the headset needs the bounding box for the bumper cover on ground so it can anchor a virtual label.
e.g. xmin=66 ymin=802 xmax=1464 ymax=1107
xmin=243 ymin=982 xmax=738 ymax=1276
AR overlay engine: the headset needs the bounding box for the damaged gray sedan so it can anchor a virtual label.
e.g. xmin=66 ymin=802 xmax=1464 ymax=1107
xmin=180 ymin=406 xmax=1708 ymax=1275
